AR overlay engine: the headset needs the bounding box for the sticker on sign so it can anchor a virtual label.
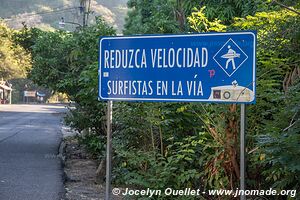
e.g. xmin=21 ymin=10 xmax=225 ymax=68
xmin=98 ymin=31 xmax=256 ymax=103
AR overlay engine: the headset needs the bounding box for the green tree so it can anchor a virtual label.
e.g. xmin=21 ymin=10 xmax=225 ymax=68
xmin=29 ymin=30 xmax=73 ymax=92
xmin=29 ymin=17 xmax=116 ymax=135
xmin=258 ymin=81 xmax=300 ymax=195
xmin=231 ymin=9 xmax=300 ymax=196
xmin=124 ymin=0 xmax=180 ymax=34
xmin=29 ymin=17 xmax=115 ymax=95
xmin=0 ymin=21 xmax=31 ymax=79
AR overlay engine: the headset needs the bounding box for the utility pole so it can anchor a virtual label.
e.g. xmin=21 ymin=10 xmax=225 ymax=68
xmin=80 ymin=0 xmax=91 ymax=27
xmin=86 ymin=0 xmax=91 ymax=26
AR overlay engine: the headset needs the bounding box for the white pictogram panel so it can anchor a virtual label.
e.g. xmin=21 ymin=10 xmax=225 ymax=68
xmin=213 ymin=38 xmax=248 ymax=77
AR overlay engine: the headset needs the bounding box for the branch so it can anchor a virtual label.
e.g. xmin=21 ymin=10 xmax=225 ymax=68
xmin=248 ymin=147 xmax=259 ymax=154
xmin=283 ymin=112 xmax=299 ymax=131
xmin=272 ymin=0 xmax=300 ymax=15
xmin=283 ymin=120 xmax=298 ymax=132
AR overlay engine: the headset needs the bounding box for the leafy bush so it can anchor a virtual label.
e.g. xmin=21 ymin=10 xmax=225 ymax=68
xmin=77 ymin=132 xmax=106 ymax=158
xmin=258 ymin=80 xmax=300 ymax=197
xmin=113 ymin=132 xmax=209 ymax=199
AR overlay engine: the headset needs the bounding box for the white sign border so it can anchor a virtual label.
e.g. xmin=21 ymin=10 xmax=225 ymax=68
xmin=98 ymin=32 xmax=256 ymax=103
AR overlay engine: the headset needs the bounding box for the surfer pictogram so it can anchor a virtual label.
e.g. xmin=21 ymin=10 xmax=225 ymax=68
xmin=221 ymin=45 xmax=240 ymax=70
xmin=213 ymin=38 xmax=249 ymax=77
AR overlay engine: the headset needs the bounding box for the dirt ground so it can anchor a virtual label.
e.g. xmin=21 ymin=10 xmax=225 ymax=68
xmin=63 ymin=136 xmax=122 ymax=200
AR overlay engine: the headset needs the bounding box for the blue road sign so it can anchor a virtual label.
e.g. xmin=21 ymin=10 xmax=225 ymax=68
xmin=99 ymin=31 xmax=256 ymax=103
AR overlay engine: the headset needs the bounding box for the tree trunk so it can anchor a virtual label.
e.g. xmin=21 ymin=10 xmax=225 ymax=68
xmin=225 ymin=104 xmax=240 ymax=182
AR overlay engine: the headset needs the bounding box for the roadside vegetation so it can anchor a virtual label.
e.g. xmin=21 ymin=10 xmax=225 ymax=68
xmin=0 ymin=21 xmax=30 ymax=79
xmin=3 ymin=0 xmax=299 ymax=199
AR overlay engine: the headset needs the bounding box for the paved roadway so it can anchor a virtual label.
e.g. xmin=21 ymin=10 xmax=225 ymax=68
xmin=0 ymin=104 xmax=66 ymax=200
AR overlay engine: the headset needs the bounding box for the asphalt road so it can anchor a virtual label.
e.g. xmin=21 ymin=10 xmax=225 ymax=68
xmin=0 ymin=104 xmax=66 ymax=200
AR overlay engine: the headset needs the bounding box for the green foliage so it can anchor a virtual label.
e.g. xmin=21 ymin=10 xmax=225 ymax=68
xmin=28 ymin=17 xmax=115 ymax=137
xmin=114 ymin=132 xmax=208 ymax=199
xmin=0 ymin=21 xmax=31 ymax=79
xmin=62 ymin=18 xmax=116 ymax=134
xmin=113 ymin=102 xmax=205 ymax=152
xmin=113 ymin=101 xmax=244 ymax=193
xmin=124 ymin=0 xmax=180 ymax=34
xmin=233 ymin=10 xmax=299 ymax=56
xmin=29 ymin=17 xmax=116 ymax=95
xmin=175 ymin=7 xmax=299 ymax=193
xmin=184 ymin=0 xmax=269 ymax=24
xmin=197 ymin=0 xmax=298 ymax=23
xmin=65 ymin=64 xmax=106 ymax=135
xmin=29 ymin=30 xmax=73 ymax=92
xmin=188 ymin=7 xmax=227 ymax=32
xmin=230 ymin=8 xmax=300 ymax=195
xmin=77 ymin=132 xmax=106 ymax=158
xmin=13 ymin=24 xmax=43 ymax=52
xmin=258 ymin=80 xmax=300 ymax=195
xmin=123 ymin=0 xmax=270 ymax=34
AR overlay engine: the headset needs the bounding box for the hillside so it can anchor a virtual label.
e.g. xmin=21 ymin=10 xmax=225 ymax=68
xmin=0 ymin=0 xmax=128 ymax=33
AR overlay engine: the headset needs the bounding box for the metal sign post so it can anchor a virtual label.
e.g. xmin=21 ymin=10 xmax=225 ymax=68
xmin=98 ymin=32 xmax=256 ymax=200
xmin=105 ymin=101 xmax=113 ymax=200
xmin=240 ymin=104 xmax=246 ymax=200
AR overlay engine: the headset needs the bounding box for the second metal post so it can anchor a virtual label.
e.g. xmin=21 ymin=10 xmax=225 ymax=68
xmin=105 ymin=101 xmax=113 ymax=200
xmin=240 ymin=104 xmax=246 ymax=200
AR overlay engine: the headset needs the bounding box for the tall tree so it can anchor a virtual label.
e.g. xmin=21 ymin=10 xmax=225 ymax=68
xmin=124 ymin=0 xmax=180 ymax=34
xmin=0 ymin=21 xmax=31 ymax=80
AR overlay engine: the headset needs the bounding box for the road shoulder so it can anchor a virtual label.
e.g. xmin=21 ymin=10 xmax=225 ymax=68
xmin=61 ymin=127 xmax=122 ymax=200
